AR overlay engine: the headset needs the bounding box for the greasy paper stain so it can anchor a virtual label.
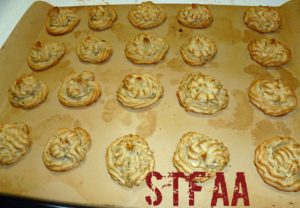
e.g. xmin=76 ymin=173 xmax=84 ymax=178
xmin=32 ymin=115 xmax=81 ymax=142
xmin=136 ymin=111 xmax=156 ymax=138
xmin=251 ymin=119 xmax=291 ymax=145
xmin=119 ymin=113 xmax=132 ymax=126
xmin=277 ymin=68 xmax=300 ymax=90
xmin=102 ymin=99 xmax=122 ymax=122
xmin=214 ymin=18 xmax=242 ymax=43
xmin=242 ymin=29 xmax=262 ymax=43
xmin=244 ymin=64 xmax=274 ymax=80
xmin=111 ymin=22 xmax=132 ymax=43
xmin=161 ymin=57 xmax=192 ymax=72
xmin=73 ymin=30 xmax=82 ymax=39
xmin=209 ymin=90 xmax=253 ymax=130
xmin=170 ymin=79 xmax=179 ymax=85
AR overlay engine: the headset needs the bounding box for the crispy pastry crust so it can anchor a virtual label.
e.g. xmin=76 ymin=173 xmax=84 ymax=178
xmin=8 ymin=75 xmax=48 ymax=109
xmin=173 ymin=132 xmax=230 ymax=182
xmin=254 ymin=136 xmax=300 ymax=192
xmin=180 ymin=35 xmax=217 ymax=66
xmin=106 ymin=134 xmax=155 ymax=187
xmin=249 ymin=79 xmax=297 ymax=116
xmin=125 ymin=33 xmax=168 ymax=64
xmin=77 ymin=36 xmax=113 ymax=64
xmin=43 ymin=127 xmax=91 ymax=172
xmin=177 ymin=4 xmax=213 ymax=29
xmin=248 ymin=38 xmax=291 ymax=67
xmin=46 ymin=7 xmax=80 ymax=35
xmin=27 ymin=41 xmax=66 ymax=71
xmin=128 ymin=1 xmax=166 ymax=29
xmin=88 ymin=6 xmax=117 ymax=31
xmin=58 ymin=71 xmax=101 ymax=107
xmin=177 ymin=72 xmax=228 ymax=115
xmin=0 ymin=123 xmax=31 ymax=166
xmin=243 ymin=7 xmax=281 ymax=33
xmin=116 ymin=73 xmax=163 ymax=109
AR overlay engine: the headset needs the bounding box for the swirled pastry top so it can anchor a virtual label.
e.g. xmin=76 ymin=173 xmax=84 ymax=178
xmin=180 ymin=35 xmax=217 ymax=66
xmin=106 ymin=134 xmax=155 ymax=187
xmin=8 ymin=75 xmax=48 ymax=109
xmin=173 ymin=132 xmax=230 ymax=182
xmin=77 ymin=36 xmax=113 ymax=64
xmin=43 ymin=127 xmax=91 ymax=172
xmin=88 ymin=6 xmax=117 ymax=30
xmin=125 ymin=33 xmax=168 ymax=64
xmin=128 ymin=1 xmax=166 ymax=29
xmin=0 ymin=123 xmax=31 ymax=166
xmin=27 ymin=41 xmax=66 ymax=71
xmin=177 ymin=72 xmax=228 ymax=115
xmin=248 ymin=38 xmax=291 ymax=67
xmin=58 ymin=71 xmax=101 ymax=107
xmin=249 ymin=79 xmax=297 ymax=116
xmin=117 ymin=73 xmax=163 ymax=109
xmin=177 ymin=4 xmax=213 ymax=29
xmin=254 ymin=136 xmax=300 ymax=192
xmin=243 ymin=7 xmax=281 ymax=33
xmin=46 ymin=7 xmax=80 ymax=35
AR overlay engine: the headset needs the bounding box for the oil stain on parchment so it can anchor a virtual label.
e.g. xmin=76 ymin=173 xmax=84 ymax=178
xmin=242 ymin=29 xmax=262 ymax=43
xmin=111 ymin=22 xmax=132 ymax=43
xmin=278 ymin=68 xmax=300 ymax=90
xmin=209 ymin=90 xmax=253 ymax=130
xmin=170 ymin=79 xmax=180 ymax=86
xmin=159 ymin=57 xmax=192 ymax=73
xmin=214 ymin=18 xmax=242 ymax=43
xmin=251 ymin=119 xmax=291 ymax=145
xmin=32 ymin=115 xmax=81 ymax=142
xmin=101 ymin=99 xmax=122 ymax=122
xmin=119 ymin=113 xmax=132 ymax=126
xmin=244 ymin=64 xmax=274 ymax=80
xmin=136 ymin=111 xmax=156 ymax=138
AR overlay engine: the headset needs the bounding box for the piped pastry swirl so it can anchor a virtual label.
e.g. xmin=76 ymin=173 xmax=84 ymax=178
xmin=88 ymin=6 xmax=117 ymax=30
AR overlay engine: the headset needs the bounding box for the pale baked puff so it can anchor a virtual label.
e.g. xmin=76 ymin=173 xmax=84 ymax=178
xmin=27 ymin=41 xmax=66 ymax=71
xmin=177 ymin=4 xmax=213 ymax=29
xmin=46 ymin=7 xmax=80 ymax=35
xmin=106 ymin=134 xmax=155 ymax=187
xmin=43 ymin=127 xmax=91 ymax=172
xmin=58 ymin=71 xmax=101 ymax=107
xmin=88 ymin=6 xmax=117 ymax=31
xmin=77 ymin=36 xmax=113 ymax=64
xmin=248 ymin=38 xmax=291 ymax=67
xmin=125 ymin=33 xmax=168 ymax=64
xmin=254 ymin=136 xmax=300 ymax=192
xmin=117 ymin=73 xmax=163 ymax=109
xmin=249 ymin=79 xmax=297 ymax=116
xmin=180 ymin=35 xmax=217 ymax=66
xmin=243 ymin=7 xmax=281 ymax=33
xmin=177 ymin=72 xmax=228 ymax=115
xmin=173 ymin=132 xmax=230 ymax=182
xmin=0 ymin=123 xmax=31 ymax=166
xmin=8 ymin=75 xmax=48 ymax=109
xmin=128 ymin=1 xmax=166 ymax=29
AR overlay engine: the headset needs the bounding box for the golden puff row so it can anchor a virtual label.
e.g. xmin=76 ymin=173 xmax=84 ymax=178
xmin=1 ymin=123 xmax=298 ymax=192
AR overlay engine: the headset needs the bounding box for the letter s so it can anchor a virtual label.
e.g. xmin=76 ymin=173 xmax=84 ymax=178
xmin=145 ymin=171 xmax=163 ymax=206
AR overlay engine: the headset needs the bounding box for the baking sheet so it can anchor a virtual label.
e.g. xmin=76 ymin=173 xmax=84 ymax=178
xmin=0 ymin=1 xmax=299 ymax=207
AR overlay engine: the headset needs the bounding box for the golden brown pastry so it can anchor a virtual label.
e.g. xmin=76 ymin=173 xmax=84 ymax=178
xmin=254 ymin=136 xmax=300 ymax=192
xmin=77 ymin=36 xmax=113 ymax=64
xmin=58 ymin=71 xmax=101 ymax=107
xmin=46 ymin=7 xmax=80 ymax=35
xmin=8 ymin=75 xmax=48 ymax=109
xmin=125 ymin=33 xmax=168 ymax=64
xmin=106 ymin=134 xmax=155 ymax=187
xmin=177 ymin=72 xmax=228 ymax=115
xmin=243 ymin=7 xmax=281 ymax=33
xmin=117 ymin=73 xmax=163 ymax=109
xmin=43 ymin=127 xmax=91 ymax=172
xmin=177 ymin=4 xmax=213 ymax=29
xmin=27 ymin=41 xmax=66 ymax=71
xmin=180 ymin=35 xmax=217 ymax=66
xmin=173 ymin=132 xmax=230 ymax=182
xmin=88 ymin=6 xmax=117 ymax=30
xmin=0 ymin=123 xmax=31 ymax=166
xmin=128 ymin=1 xmax=166 ymax=29
xmin=248 ymin=38 xmax=291 ymax=67
xmin=249 ymin=79 xmax=297 ymax=116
